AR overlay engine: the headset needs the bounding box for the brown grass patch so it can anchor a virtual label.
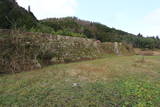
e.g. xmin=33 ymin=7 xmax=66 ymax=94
xmin=76 ymin=64 xmax=106 ymax=72
xmin=134 ymin=48 xmax=160 ymax=56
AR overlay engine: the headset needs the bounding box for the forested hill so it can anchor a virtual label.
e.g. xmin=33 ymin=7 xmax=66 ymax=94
xmin=40 ymin=17 xmax=160 ymax=49
xmin=40 ymin=17 xmax=135 ymax=42
xmin=0 ymin=0 xmax=37 ymax=29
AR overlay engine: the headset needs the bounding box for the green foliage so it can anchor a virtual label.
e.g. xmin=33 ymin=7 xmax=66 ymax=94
xmin=133 ymin=35 xmax=160 ymax=49
xmin=39 ymin=17 xmax=160 ymax=49
xmin=30 ymin=23 xmax=54 ymax=34
xmin=0 ymin=0 xmax=13 ymax=28
xmin=7 ymin=7 xmax=37 ymax=29
xmin=54 ymin=29 xmax=87 ymax=38
xmin=0 ymin=0 xmax=37 ymax=29
xmin=29 ymin=22 xmax=87 ymax=38
xmin=115 ymin=79 xmax=160 ymax=106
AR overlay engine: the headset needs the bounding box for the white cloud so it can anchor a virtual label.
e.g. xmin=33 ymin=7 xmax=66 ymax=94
xmin=16 ymin=0 xmax=77 ymax=19
xmin=109 ymin=9 xmax=160 ymax=36
xmin=144 ymin=8 xmax=160 ymax=26
xmin=141 ymin=8 xmax=160 ymax=36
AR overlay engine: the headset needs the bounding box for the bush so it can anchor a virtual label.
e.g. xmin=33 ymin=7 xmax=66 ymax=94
xmin=30 ymin=23 xmax=54 ymax=34
xmin=0 ymin=0 xmax=37 ymax=29
xmin=0 ymin=33 xmax=43 ymax=73
xmin=54 ymin=29 xmax=87 ymax=38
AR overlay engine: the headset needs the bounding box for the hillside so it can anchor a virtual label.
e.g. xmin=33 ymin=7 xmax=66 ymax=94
xmin=0 ymin=0 xmax=37 ymax=29
xmin=40 ymin=17 xmax=160 ymax=49
xmin=40 ymin=17 xmax=135 ymax=43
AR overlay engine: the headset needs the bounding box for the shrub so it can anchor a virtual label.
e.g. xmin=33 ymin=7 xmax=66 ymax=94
xmin=54 ymin=30 xmax=87 ymax=38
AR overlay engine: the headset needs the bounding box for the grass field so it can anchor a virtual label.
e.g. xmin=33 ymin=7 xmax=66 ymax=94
xmin=0 ymin=55 xmax=160 ymax=107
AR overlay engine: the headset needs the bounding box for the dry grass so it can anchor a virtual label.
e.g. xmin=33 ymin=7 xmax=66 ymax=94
xmin=134 ymin=48 xmax=160 ymax=56
xmin=0 ymin=55 xmax=160 ymax=106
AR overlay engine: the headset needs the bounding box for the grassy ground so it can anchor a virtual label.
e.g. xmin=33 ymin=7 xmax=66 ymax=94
xmin=0 ymin=55 xmax=160 ymax=107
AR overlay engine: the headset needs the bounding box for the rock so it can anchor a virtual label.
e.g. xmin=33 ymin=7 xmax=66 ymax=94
xmin=114 ymin=42 xmax=120 ymax=55
xmin=35 ymin=63 xmax=41 ymax=69
xmin=72 ymin=83 xmax=80 ymax=87
xmin=50 ymin=57 xmax=57 ymax=63
xmin=33 ymin=60 xmax=41 ymax=69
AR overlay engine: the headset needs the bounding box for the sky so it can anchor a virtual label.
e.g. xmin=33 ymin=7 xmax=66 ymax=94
xmin=16 ymin=0 xmax=160 ymax=36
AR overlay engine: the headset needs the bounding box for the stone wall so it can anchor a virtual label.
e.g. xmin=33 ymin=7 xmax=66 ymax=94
xmin=0 ymin=30 xmax=134 ymax=73
xmin=99 ymin=42 xmax=134 ymax=56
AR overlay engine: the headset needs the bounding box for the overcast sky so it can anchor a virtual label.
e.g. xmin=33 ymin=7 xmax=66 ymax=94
xmin=17 ymin=0 xmax=160 ymax=36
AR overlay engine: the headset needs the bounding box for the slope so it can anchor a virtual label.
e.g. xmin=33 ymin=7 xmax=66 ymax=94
xmin=40 ymin=17 xmax=160 ymax=49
